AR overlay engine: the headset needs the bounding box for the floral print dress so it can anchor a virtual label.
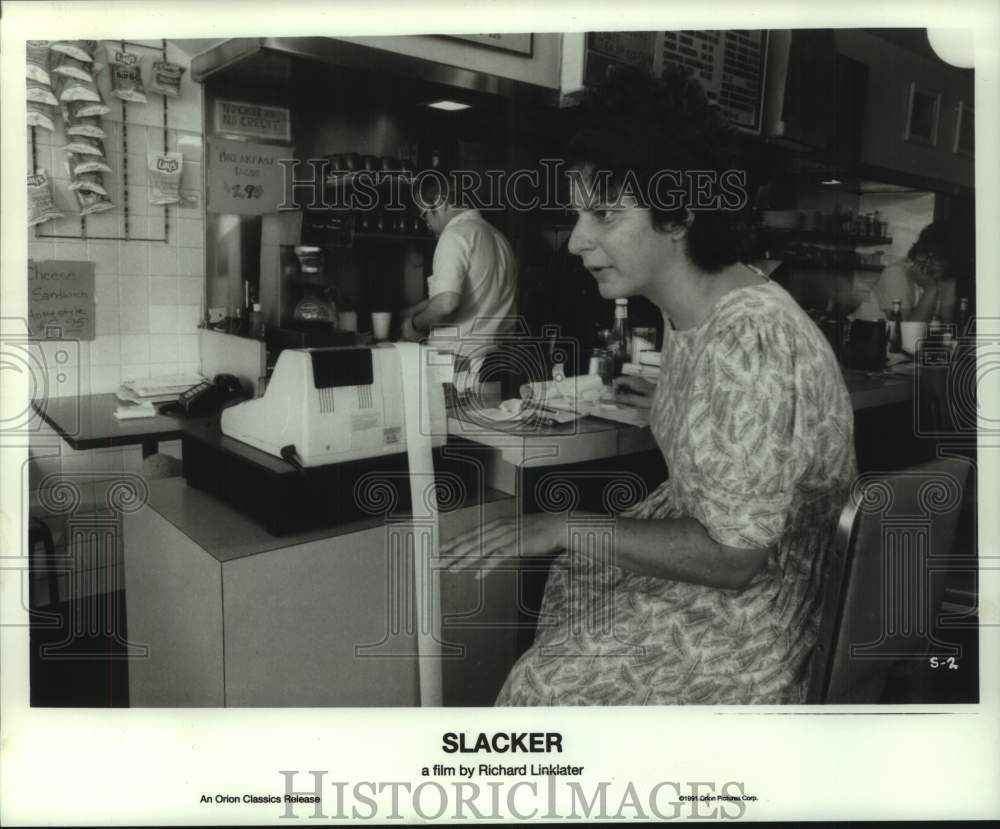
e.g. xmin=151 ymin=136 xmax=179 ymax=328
xmin=496 ymin=281 xmax=856 ymax=705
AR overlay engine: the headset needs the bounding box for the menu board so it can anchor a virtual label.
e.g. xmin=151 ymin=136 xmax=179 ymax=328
xmin=27 ymin=259 xmax=95 ymax=341
xmin=586 ymin=31 xmax=768 ymax=133
xmin=660 ymin=30 xmax=768 ymax=132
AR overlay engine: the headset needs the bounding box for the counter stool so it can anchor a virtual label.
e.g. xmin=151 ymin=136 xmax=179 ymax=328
xmin=28 ymin=515 xmax=60 ymax=608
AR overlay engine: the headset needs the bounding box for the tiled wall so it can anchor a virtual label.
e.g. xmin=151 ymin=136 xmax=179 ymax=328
xmin=28 ymin=41 xmax=205 ymax=397
xmin=27 ymin=42 xmax=206 ymax=584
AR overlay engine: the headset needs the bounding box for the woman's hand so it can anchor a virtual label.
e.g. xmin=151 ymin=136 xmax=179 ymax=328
xmin=611 ymin=375 xmax=656 ymax=410
xmin=439 ymin=513 xmax=564 ymax=578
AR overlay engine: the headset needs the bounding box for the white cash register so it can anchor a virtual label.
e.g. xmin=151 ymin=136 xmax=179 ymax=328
xmin=221 ymin=345 xmax=447 ymax=467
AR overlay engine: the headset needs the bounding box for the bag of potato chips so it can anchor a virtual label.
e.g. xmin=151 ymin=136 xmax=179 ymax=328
xmin=149 ymin=61 xmax=185 ymax=97
xmin=50 ymin=40 xmax=98 ymax=63
xmin=148 ymin=152 xmax=183 ymax=205
xmin=28 ymin=169 xmax=64 ymax=227
xmin=26 ymin=41 xmax=51 ymax=84
xmin=27 ymin=101 xmax=57 ymax=131
xmin=109 ymin=48 xmax=147 ymax=104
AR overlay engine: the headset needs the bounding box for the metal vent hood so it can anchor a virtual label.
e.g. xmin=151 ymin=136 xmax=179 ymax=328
xmin=190 ymin=37 xmax=558 ymax=105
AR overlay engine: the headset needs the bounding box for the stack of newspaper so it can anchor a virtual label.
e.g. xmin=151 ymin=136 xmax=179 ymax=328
xmin=116 ymin=373 xmax=204 ymax=405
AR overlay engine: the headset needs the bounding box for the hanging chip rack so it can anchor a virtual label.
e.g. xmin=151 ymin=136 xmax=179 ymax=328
xmin=32 ymin=38 xmax=173 ymax=243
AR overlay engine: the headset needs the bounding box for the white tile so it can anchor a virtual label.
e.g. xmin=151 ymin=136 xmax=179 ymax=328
xmin=119 ymin=305 xmax=148 ymax=335
xmin=177 ymin=361 xmax=201 ymax=377
xmin=149 ymin=305 xmax=177 ymax=334
xmin=28 ymin=239 xmax=56 ymax=260
xmin=124 ymin=99 xmax=162 ymax=128
xmin=149 ymin=334 xmax=179 ymax=362
xmin=94 ymin=274 xmax=118 ymax=305
xmin=125 ymin=125 xmax=148 ymax=156
xmin=118 ymin=244 xmax=147 ymax=275
xmin=87 ymin=242 xmax=118 ymax=275
xmin=177 ymin=246 xmax=204 ymax=276
xmin=39 ymin=339 xmax=81 ymax=367
xmin=90 ymin=335 xmax=121 ymax=366
xmin=125 ymin=186 xmax=150 ymax=215
xmin=169 ymin=94 xmax=202 ymax=133
xmin=124 ymin=215 xmax=151 ymax=240
xmin=176 ymin=305 xmax=201 ymax=333
xmin=149 ymin=276 xmax=178 ymax=305
xmin=119 ymin=275 xmax=149 ymax=306
xmin=95 ymin=302 xmax=120 ymax=334
xmin=147 ymin=212 xmax=168 ymax=240
xmin=120 ymin=335 xmax=150 ymax=365
xmin=180 ymin=160 xmax=202 ymax=191
xmin=178 ymin=277 xmax=203 ymax=306
xmin=43 ymin=365 xmax=80 ymax=398
xmin=171 ymin=130 xmax=203 ymax=163
xmin=121 ymin=364 xmax=150 ymax=382
xmin=89 ymin=364 xmax=121 ymax=394
xmin=82 ymin=210 xmax=120 ymax=241
xmin=51 ymin=240 xmax=88 ymax=261
xmin=177 ymin=333 xmax=199 ymax=363
xmin=28 ymin=142 xmax=55 ymax=174
xmin=148 ymin=246 xmax=179 ymax=275
xmin=175 ymin=217 xmax=203 ymax=248
xmin=30 ymin=125 xmax=54 ymax=147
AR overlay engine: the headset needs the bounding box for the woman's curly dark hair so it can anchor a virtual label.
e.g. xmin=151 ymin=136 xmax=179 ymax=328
xmin=908 ymin=218 xmax=975 ymax=284
xmin=566 ymin=65 xmax=752 ymax=273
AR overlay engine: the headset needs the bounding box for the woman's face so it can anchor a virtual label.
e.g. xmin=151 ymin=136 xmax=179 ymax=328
xmin=566 ymin=169 xmax=676 ymax=302
xmin=909 ymin=250 xmax=948 ymax=287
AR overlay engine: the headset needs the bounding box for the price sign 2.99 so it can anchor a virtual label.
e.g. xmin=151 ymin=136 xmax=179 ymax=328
xmin=208 ymin=138 xmax=287 ymax=215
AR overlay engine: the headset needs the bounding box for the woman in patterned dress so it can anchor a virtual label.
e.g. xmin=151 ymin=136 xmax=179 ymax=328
xmin=441 ymin=66 xmax=857 ymax=705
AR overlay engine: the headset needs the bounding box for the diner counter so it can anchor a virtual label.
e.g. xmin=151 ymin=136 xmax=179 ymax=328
xmin=449 ymin=365 xmax=913 ymax=469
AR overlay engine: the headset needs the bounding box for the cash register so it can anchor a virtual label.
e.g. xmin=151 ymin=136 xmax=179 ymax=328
xmin=181 ymin=345 xmax=452 ymax=535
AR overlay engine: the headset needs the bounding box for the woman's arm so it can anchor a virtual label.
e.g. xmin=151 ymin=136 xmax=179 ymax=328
xmin=906 ymin=283 xmax=939 ymax=323
xmin=441 ymin=512 xmax=772 ymax=592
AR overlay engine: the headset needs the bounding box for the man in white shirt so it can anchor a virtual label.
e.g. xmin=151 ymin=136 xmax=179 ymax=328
xmin=400 ymin=177 xmax=518 ymax=357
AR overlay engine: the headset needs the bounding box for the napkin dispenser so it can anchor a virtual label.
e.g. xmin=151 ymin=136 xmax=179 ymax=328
xmin=221 ymin=345 xmax=446 ymax=467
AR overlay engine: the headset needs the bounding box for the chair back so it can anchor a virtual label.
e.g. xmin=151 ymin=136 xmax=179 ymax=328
xmin=808 ymin=457 xmax=970 ymax=703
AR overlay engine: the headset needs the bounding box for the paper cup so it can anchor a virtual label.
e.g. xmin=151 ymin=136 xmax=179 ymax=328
xmin=900 ymin=321 xmax=927 ymax=354
xmin=371 ymin=312 xmax=392 ymax=341
xmin=337 ymin=310 xmax=358 ymax=332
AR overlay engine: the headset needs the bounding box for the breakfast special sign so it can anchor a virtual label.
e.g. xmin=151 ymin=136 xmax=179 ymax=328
xmin=207 ymin=138 xmax=287 ymax=215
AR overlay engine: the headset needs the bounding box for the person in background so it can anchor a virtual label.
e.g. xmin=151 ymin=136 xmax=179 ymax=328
xmin=440 ymin=65 xmax=857 ymax=705
xmin=400 ymin=173 xmax=517 ymax=357
xmin=853 ymin=220 xmax=958 ymax=323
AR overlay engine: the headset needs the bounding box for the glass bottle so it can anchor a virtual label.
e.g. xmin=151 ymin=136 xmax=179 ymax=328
xmin=887 ymin=299 xmax=903 ymax=354
xmin=607 ymin=298 xmax=632 ymax=378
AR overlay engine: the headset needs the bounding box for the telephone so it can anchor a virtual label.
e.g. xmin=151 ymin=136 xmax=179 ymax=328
xmin=163 ymin=374 xmax=248 ymax=417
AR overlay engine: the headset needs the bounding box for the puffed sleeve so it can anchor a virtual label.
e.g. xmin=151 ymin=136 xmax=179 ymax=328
xmin=427 ymin=226 xmax=470 ymax=297
xmin=682 ymin=317 xmax=810 ymax=550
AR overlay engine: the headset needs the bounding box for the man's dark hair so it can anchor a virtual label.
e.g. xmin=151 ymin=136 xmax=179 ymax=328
xmin=566 ymin=65 xmax=752 ymax=273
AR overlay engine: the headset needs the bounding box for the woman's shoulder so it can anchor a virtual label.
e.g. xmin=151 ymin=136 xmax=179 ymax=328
xmin=709 ymin=280 xmax=803 ymax=338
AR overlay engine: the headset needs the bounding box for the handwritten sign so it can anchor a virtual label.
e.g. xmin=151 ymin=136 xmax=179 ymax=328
xmin=28 ymin=260 xmax=95 ymax=341
xmin=207 ymin=138 xmax=287 ymax=216
xmin=214 ymin=99 xmax=291 ymax=142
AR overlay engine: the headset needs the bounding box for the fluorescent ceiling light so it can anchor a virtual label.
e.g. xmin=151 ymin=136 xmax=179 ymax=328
xmin=426 ymin=100 xmax=471 ymax=111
